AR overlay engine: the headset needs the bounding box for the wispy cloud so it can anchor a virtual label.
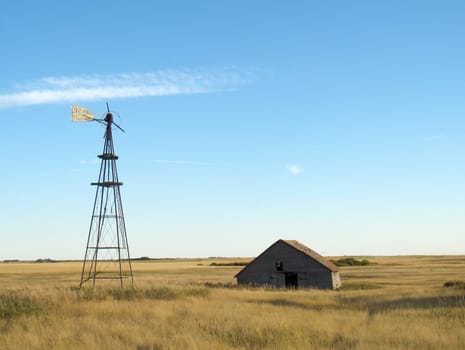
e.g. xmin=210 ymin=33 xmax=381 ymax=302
xmin=430 ymin=134 xmax=448 ymax=140
xmin=0 ymin=68 xmax=254 ymax=109
xmin=286 ymin=164 xmax=303 ymax=175
xmin=423 ymin=133 xmax=448 ymax=141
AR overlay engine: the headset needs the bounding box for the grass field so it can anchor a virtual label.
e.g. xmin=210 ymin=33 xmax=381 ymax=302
xmin=0 ymin=256 xmax=464 ymax=349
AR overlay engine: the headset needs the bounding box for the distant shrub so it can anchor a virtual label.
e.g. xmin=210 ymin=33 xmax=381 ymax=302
xmin=444 ymin=281 xmax=465 ymax=289
xmin=331 ymin=258 xmax=372 ymax=267
xmin=35 ymin=258 xmax=56 ymax=263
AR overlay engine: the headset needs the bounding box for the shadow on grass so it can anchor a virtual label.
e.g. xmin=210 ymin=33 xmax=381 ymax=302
xmin=337 ymin=282 xmax=382 ymax=291
xmin=368 ymin=295 xmax=465 ymax=315
xmin=203 ymin=282 xmax=239 ymax=289
xmin=339 ymin=294 xmax=465 ymax=316
xmin=247 ymin=298 xmax=325 ymax=310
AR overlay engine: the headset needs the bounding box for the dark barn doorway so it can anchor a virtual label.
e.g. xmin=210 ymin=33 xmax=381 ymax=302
xmin=285 ymin=272 xmax=298 ymax=288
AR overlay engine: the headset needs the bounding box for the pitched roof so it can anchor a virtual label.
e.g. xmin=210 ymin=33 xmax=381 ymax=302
xmin=281 ymin=240 xmax=339 ymax=272
xmin=235 ymin=239 xmax=339 ymax=277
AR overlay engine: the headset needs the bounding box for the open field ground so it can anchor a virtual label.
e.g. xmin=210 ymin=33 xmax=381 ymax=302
xmin=0 ymin=256 xmax=465 ymax=349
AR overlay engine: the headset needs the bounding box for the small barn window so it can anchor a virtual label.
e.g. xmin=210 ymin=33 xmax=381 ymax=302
xmin=276 ymin=261 xmax=283 ymax=271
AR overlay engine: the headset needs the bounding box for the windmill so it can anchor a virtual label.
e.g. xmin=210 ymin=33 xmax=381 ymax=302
xmin=71 ymin=103 xmax=133 ymax=288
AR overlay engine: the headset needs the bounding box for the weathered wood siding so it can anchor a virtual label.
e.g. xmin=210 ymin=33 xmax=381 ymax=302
xmin=237 ymin=241 xmax=340 ymax=289
xmin=331 ymin=271 xmax=341 ymax=289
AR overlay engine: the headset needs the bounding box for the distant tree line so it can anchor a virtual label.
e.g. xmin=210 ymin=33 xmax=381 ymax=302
xmin=331 ymin=257 xmax=372 ymax=267
xmin=35 ymin=258 xmax=56 ymax=263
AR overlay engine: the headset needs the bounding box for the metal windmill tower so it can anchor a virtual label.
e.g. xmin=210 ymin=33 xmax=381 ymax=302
xmin=71 ymin=103 xmax=133 ymax=288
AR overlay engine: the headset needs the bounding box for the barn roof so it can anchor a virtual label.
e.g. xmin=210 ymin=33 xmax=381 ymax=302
xmin=235 ymin=239 xmax=339 ymax=277
xmin=281 ymin=240 xmax=339 ymax=272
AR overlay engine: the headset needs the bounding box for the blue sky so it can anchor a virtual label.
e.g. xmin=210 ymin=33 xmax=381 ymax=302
xmin=0 ymin=1 xmax=464 ymax=260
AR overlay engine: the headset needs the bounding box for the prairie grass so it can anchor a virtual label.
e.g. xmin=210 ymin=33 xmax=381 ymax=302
xmin=0 ymin=256 xmax=464 ymax=349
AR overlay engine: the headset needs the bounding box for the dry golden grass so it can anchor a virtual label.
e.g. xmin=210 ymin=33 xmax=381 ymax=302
xmin=0 ymin=256 xmax=464 ymax=349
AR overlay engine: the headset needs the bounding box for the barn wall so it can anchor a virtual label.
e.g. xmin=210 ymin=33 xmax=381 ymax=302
xmin=236 ymin=241 xmax=338 ymax=289
xmin=331 ymin=272 xmax=341 ymax=289
xmin=298 ymin=270 xmax=333 ymax=289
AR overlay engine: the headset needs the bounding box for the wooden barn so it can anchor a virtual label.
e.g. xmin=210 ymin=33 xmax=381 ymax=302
xmin=235 ymin=239 xmax=341 ymax=289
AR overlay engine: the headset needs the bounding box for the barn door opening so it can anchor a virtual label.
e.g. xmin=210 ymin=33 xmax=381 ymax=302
xmin=285 ymin=272 xmax=298 ymax=288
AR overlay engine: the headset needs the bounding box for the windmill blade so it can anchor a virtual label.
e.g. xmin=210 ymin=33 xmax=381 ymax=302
xmin=113 ymin=121 xmax=126 ymax=133
xmin=71 ymin=105 xmax=96 ymax=122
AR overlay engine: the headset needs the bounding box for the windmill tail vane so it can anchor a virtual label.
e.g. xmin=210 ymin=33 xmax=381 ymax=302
xmin=71 ymin=105 xmax=96 ymax=122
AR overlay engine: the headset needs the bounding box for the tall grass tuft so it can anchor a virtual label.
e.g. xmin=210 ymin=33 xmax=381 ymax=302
xmin=73 ymin=286 xmax=209 ymax=301
xmin=0 ymin=292 xmax=41 ymax=319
